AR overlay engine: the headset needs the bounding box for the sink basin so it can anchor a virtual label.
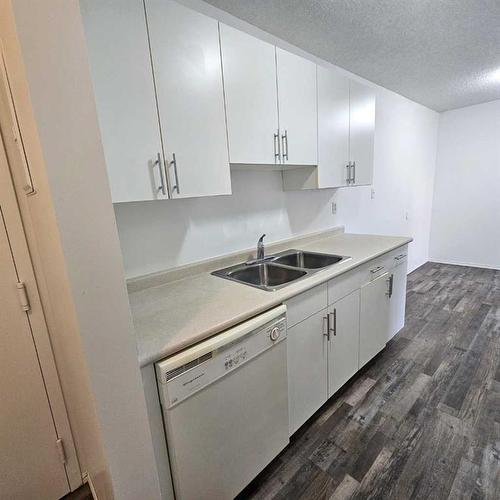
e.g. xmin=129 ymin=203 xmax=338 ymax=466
xmin=212 ymin=249 xmax=350 ymax=291
xmin=272 ymin=250 xmax=345 ymax=269
xmin=227 ymin=263 xmax=306 ymax=290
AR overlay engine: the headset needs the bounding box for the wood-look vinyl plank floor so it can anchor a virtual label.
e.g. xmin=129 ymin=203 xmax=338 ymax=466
xmin=238 ymin=263 xmax=500 ymax=500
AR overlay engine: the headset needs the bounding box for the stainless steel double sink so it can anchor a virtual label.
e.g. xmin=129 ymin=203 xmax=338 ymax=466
xmin=212 ymin=250 xmax=351 ymax=291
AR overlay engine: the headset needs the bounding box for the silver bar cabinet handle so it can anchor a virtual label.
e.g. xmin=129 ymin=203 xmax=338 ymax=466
xmin=155 ymin=152 xmax=167 ymax=196
xmin=346 ymin=163 xmax=351 ymax=184
xmin=323 ymin=315 xmax=330 ymax=341
xmin=328 ymin=309 xmax=337 ymax=336
xmin=370 ymin=265 xmax=385 ymax=274
xmin=352 ymin=160 xmax=356 ymax=184
xmin=170 ymin=153 xmax=180 ymax=194
xmin=281 ymin=130 xmax=289 ymax=162
xmin=386 ymin=274 xmax=394 ymax=297
xmin=274 ymin=129 xmax=281 ymax=164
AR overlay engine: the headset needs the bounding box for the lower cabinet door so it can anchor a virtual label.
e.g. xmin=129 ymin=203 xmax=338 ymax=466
xmin=359 ymin=273 xmax=390 ymax=368
xmin=328 ymin=290 xmax=360 ymax=397
xmin=389 ymin=261 xmax=408 ymax=340
xmin=287 ymin=308 xmax=328 ymax=435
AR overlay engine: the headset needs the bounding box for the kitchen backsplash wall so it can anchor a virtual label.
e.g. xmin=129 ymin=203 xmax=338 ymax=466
xmin=114 ymin=86 xmax=438 ymax=279
xmin=114 ymin=169 xmax=338 ymax=278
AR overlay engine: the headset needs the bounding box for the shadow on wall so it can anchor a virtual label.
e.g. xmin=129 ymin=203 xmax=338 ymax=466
xmin=114 ymin=170 xmax=337 ymax=278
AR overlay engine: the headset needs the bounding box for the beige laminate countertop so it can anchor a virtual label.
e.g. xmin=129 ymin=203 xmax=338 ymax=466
xmin=129 ymin=231 xmax=412 ymax=367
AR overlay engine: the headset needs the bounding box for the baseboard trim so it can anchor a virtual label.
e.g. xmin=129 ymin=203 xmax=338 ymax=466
xmin=428 ymin=258 xmax=500 ymax=271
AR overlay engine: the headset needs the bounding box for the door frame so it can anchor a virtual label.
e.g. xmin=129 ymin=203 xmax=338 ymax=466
xmin=0 ymin=45 xmax=82 ymax=491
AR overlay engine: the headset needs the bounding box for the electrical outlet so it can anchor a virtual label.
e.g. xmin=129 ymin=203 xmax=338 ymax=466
xmin=331 ymin=202 xmax=337 ymax=215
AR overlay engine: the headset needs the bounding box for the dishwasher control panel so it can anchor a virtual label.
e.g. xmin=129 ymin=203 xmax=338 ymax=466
xmin=157 ymin=316 xmax=286 ymax=409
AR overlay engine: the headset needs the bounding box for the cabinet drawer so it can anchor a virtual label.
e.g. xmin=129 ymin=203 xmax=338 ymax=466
xmin=328 ymin=267 xmax=364 ymax=305
xmin=361 ymin=246 xmax=407 ymax=284
xmin=285 ymin=283 xmax=328 ymax=328
xmin=386 ymin=246 xmax=408 ymax=269
xmin=360 ymin=256 xmax=388 ymax=283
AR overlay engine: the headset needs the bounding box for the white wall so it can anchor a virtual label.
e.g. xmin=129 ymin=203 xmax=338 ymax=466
xmin=429 ymin=100 xmax=500 ymax=269
xmin=116 ymin=84 xmax=439 ymax=278
xmin=336 ymin=89 xmax=439 ymax=274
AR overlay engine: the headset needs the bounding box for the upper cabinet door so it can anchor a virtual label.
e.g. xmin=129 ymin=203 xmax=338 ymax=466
xmin=276 ymin=48 xmax=318 ymax=166
xmin=220 ymin=25 xmax=279 ymax=165
xmin=81 ymin=0 xmax=166 ymax=203
xmin=146 ymin=0 xmax=231 ymax=199
xmin=317 ymin=66 xmax=350 ymax=188
xmin=349 ymin=80 xmax=376 ymax=186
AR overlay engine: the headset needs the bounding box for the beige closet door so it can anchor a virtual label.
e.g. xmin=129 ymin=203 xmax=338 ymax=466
xmin=0 ymin=142 xmax=70 ymax=498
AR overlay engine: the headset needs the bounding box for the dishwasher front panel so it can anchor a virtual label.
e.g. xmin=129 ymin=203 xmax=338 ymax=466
xmin=157 ymin=318 xmax=289 ymax=500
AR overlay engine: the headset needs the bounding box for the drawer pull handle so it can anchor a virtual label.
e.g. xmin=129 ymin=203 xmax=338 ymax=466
xmin=395 ymin=254 xmax=407 ymax=261
xmin=370 ymin=265 xmax=384 ymax=274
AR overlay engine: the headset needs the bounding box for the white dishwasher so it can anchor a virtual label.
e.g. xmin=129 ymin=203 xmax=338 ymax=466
xmin=155 ymin=305 xmax=289 ymax=500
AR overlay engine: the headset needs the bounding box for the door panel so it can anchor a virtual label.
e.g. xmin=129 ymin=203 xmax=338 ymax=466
xmin=359 ymin=273 xmax=389 ymax=368
xmin=389 ymin=261 xmax=408 ymax=340
xmin=220 ymin=24 xmax=279 ymax=165
xmin=287 ymin=308 xmax=328 ymax=435
xmin=0 ymin=208 xmax=69 ymax=499
xmin=81 ymin=0 xmax=165 ymax=202
xmin=147 ymin=0 xmax=231 ymax=199
xmin=349 ymin=80 xmax=376 ymax=186
xmin=276 ymin=48 xmax=317 ymax=165
xmin=328 ymin=290 xmax=360 ymax=397
xmin=317 ymin=66 xmax=350 ymax=188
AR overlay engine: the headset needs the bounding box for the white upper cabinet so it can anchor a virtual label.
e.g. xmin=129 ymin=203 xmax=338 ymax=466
xmin=220 ymin=25 xmax=279 ymax=165
xmin=349 ymin=80 xmax=376 ymax=186
xmin=146 ymin=0 xmax=231 ymax=199
xmin=317 ymin=67 xmax=350 ymax=188
xmin=316 ymin=69 xmax=376 ymax=189
xmin=276 ymin=48 xmax=318 ymax=166
xmin=81 ymin=0 xmax=166 ymax=203
xmin=83 ymin=0 xmax=376 ymax=197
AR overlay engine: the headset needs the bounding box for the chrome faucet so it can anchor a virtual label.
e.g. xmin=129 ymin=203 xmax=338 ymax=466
xmin=257 ymin=234 xmax=266 ymax=260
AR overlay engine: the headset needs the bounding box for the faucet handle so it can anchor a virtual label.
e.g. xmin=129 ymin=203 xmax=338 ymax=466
xmin=258 ymin=234 xmax=266 ymax=243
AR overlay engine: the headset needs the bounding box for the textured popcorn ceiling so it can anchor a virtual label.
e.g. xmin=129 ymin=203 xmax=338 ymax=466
xmin=203 ymin=0 xmax=500 ymax=111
